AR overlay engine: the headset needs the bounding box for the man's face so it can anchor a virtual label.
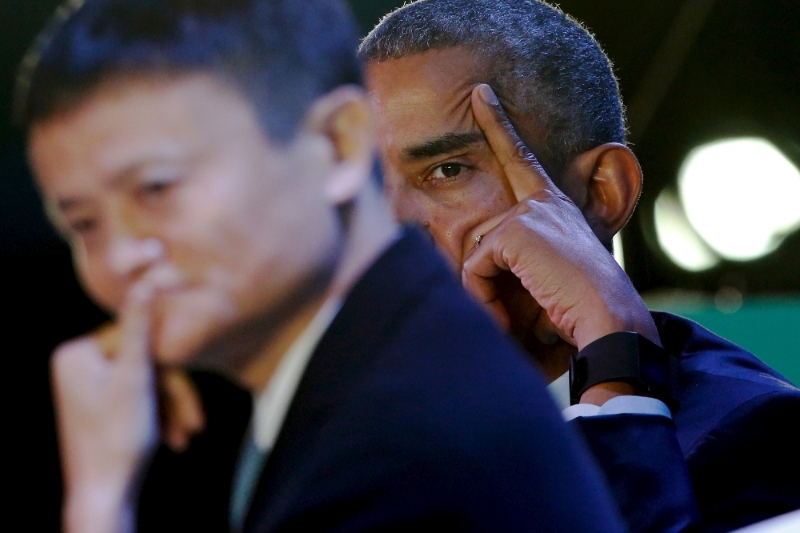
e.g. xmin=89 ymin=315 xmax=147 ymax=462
xmin=29 ymin=74 xmax=342 ymax=368
xmin=366 ymin=47 xmax=541 ymax=268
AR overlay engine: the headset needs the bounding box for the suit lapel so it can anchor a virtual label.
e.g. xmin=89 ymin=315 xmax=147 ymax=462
xmin=242 ymin=228 xmax=453 ymax=531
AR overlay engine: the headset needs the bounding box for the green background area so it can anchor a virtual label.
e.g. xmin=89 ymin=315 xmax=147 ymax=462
xmin=647 ymin=298 xmax=800 ymax=385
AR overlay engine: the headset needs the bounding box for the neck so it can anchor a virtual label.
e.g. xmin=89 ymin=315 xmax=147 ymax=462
xmin=238 ymin=181 xmax=399 ymax=392
xmin=237 ymin=292 xmax=330 ymax=391
xmin=328 ymin=180 xmax=400 ymax=302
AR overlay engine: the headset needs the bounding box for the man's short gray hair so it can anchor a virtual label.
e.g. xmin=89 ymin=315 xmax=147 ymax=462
xmin=358 ymin=0 xmax=625 ymax=175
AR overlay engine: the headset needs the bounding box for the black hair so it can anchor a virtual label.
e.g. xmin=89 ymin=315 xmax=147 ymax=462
xmin=359 ymin=0 xmax=625 ymax=175
xmin=15 ymin=0 xmax=362 ymax=143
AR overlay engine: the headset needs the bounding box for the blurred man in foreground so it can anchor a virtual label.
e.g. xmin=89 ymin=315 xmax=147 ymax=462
xmin=361 ymin=0 xmax=800 ymax=531
xmin=18 ymin=0 xmax=630 ymax=531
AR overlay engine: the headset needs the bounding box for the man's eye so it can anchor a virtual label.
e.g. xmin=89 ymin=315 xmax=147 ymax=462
xmin=69 ymin=218 xmax=97 ymax=235
xmin=430 ymin=163 xmax=465 ymax=180
xmin=141 ymin=181 xmax=172 ymax=196
xmin=138 ymin=178 xmax=179 ymax=201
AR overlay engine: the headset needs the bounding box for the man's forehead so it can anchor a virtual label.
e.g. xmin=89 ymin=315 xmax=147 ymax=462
xmin=28 ymin=73 xmax=279 ymax=216
xmin=366 ymin=48 xmax=490 ymax=154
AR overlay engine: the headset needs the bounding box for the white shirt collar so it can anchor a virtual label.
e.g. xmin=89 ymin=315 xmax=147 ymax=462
xmin=547 ymin=371 xmax=572 ymax=411
xmin=251 ymin=297 xmax=342 ymax=451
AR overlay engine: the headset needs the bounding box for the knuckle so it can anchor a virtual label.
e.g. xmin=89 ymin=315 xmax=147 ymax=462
xmin=512 ymin=140 xmax=533 ymax=163
xmin=526 ymin=188 xmax=557 ymax=204
xmin=51 ymin=337 xmax=96 ymax=376
xmin=516 ymin=198 xmax=537 ymax=213
xmin=496 ymin=217 xmax=522 ymax=243
xmin=503 ymin=209 xmax=524 ymax=229
xmin=508 ymin=141 xmax=544 ymax=174
xmin=52 ymin=337 xmax=93 ymax=359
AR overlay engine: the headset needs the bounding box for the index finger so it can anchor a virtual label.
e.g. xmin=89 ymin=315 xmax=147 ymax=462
xmin=471 ymin=84 xmax=557 ymax=202
xmin=115 ymin=280 xmax=155 ymax=371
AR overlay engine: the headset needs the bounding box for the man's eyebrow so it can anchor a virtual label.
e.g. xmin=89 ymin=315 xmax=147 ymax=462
xmin=53 ymin=158 xmax=180 ymax=214
xmin=402 ymin=132 xmax=486 ymax=160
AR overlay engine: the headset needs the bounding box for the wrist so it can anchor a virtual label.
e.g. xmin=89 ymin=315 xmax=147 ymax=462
xmin=64 ymin=480 xmax=136 ymax=533
xmin=569 ymin=331 xmax=676 ymax=409
xmin=579 ymin=380 xmax=643 ymax=406
xmin=574 ymin=298 xmax=661 ymax=351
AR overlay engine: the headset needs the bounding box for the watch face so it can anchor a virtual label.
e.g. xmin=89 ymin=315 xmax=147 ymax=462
xmin=568 ymin=354 xmax=588 ymax=405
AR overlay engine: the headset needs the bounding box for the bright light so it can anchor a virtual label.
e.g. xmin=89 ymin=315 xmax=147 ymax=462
xmin=654 ymin=189 xmax=720 ymax=271
xmin=678 ymin=137 xmax=800 ymax=261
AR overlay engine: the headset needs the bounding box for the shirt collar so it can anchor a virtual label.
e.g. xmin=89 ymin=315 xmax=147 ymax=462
xmin=547 ymin=370 xmax=571 ymax=411
xmin=251 ymin=297 xmax=342 ymax=451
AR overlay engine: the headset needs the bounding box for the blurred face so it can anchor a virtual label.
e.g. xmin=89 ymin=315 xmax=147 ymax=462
xmin=29 ymin=74 xmax=342 ymax=368
xmin=366 ymin=47 xmax=544 ymax=268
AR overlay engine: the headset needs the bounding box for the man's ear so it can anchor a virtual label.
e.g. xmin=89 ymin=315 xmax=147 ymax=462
xmin=303 ymin=85 xmax=374 ymax=205
xmin=562 ymin=143 xmax=642 ymax=243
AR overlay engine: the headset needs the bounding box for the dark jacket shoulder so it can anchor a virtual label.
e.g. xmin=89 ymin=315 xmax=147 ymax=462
xmin=654 ymin=311 xmax=800 ymax=530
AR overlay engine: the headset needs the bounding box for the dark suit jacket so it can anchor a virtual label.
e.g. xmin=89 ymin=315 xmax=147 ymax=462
xmin=239 ymin=230 xmax=628 ymax=532
xmin=574 ymin=313 xmax=800 ymax=533
xmin=137 ymin=230 xmax=799 ymax=532
xmin=139 ymin=229 xmax=628 ymax=532
xmin=664 ymin=312 xmax=800 ymax=530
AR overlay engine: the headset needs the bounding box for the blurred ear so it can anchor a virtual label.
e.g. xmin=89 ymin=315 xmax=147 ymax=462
xmin=562 ymin=142 xmax=642 ymax=243
xmin=303 ymin=85 xmax=374 ymax=205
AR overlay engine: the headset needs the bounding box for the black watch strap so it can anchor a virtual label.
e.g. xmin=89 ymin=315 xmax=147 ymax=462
xmin=569 ymin=331 xmax=678 ymax=410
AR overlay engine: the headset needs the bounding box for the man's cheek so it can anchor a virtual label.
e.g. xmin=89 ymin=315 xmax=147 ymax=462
xmin=384 ymin=183 xmax=428 ymax=226
xmin=435 ymin=215 xmax=499 ymax=273
xmin=151 ymin=295 xmax=212 ymax=365
xmin=151 ymin=288 xmax=238 ymax=365
xmin=76 ymin=255 xmax=124 ymax=315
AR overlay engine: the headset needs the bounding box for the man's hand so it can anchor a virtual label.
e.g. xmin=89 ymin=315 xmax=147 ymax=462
xmin=462 ymin=84 xmax=660 ymax=401
xmin=52 ymin=281 xmax=159 ymax=533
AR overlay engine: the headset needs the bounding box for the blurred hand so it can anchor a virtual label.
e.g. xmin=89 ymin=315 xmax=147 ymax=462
xmin=52 ymin=281 xmax=205 ymax=533
xmin=52 ymin=281 xmax=158 ymax=533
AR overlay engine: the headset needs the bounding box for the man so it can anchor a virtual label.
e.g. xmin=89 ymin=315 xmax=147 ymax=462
xmin=18 ymin=0 xmax=631 ymax=531
xmin=360 ymin=0 xmax=800 ymax=531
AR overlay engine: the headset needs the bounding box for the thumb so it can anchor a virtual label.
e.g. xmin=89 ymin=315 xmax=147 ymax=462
xmin=159 ymin=370 xmax=206 ymax=453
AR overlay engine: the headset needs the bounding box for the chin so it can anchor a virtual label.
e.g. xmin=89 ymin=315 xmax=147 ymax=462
xmin=151 ymin=321 xmax=207 ymax=367
xmin=150 ymin=301 xmax=221 ymax=366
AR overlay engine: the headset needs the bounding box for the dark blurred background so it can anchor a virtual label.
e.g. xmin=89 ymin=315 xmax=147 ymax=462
xmin=3 ymin=0 xmax=799 ymax=529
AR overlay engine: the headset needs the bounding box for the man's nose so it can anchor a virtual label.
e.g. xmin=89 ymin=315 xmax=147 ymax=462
xmin=108 ymin=236 xmax=165 ymax=279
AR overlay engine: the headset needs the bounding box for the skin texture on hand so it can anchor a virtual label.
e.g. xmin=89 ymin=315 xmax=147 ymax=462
xmin=462 ymin=84 xmax=660 ymax=350
xmin=461 ymin=85 xmax=658 ymax=402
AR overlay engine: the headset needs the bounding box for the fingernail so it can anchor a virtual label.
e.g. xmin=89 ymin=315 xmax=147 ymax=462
xmin=478 ymin=84 xmax=498 ymax=105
